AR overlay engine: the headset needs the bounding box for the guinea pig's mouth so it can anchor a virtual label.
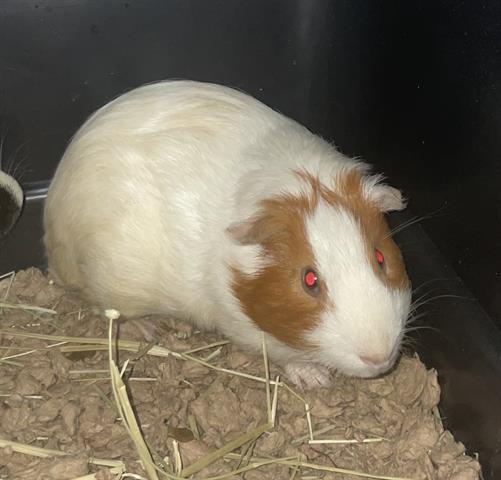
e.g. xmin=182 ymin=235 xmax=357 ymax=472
xmin=329 ymin=347 xmax=401 ymax=379
xmin=353 ymin=350 xmax=401 ymax=379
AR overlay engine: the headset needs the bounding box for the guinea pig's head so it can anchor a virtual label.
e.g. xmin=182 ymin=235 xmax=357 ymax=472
xmin=229 ymin=168 xmax=411 ymax=378
xmin=0 ymin=170 xmax=23 ymax=238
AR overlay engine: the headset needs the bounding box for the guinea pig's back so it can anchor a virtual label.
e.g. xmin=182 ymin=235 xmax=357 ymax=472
xmin=44 ymin=81 xmax=290 ymax=317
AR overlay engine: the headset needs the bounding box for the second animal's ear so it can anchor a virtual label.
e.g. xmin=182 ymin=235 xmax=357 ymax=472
xmin=0 ymin=170 xmax=24 ymax=237
xmin=369 ymin=183 xmax=407 ymax=212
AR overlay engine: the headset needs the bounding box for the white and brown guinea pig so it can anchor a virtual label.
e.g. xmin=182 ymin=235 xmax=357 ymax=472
xmin=44 ymin=80 xmax=411 ymax=388
xmin=0 ymin=170 xmax=23 ymax=238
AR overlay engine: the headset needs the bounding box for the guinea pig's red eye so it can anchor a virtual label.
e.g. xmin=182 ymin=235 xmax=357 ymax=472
xmin=375 ymin=248 xmax=385 ymax=266
xmin=305 ymin=271 xmax=317 ymax=287
xmin=302 ymin=267 xmax=320 ymax=296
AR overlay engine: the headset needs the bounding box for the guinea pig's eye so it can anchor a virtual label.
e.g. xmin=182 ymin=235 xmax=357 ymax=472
xmin=375 ymin=248 xmax=385 ymax=268
xmin=302 ymin=267 xmax=320 ymax=296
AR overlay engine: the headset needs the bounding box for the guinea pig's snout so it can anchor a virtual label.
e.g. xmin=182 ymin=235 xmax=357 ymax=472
xmin=357 ymin=341 xmax=400 ymax=374
xmin=358 ymin=353 xmax=389 ymax=367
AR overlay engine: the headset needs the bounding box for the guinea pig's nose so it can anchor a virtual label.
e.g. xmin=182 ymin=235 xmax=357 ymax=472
xmin=359 ymin=354 xmax=388 ymax=367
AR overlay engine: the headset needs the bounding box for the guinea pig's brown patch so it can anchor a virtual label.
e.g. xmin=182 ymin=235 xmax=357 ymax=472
xmin=297 ymin=169 xmax=409 ymax=290
xmin=231 ymin=193 xmax=326 ymax=349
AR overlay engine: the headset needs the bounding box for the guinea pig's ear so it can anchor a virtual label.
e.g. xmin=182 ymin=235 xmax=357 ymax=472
xmin=227 ymin=213 xmax=276 ymax=246
xmin=368 ymin=183 xmax=407 ymax=212
xmin=227 ymin=220 xmax=255 ymax=245
xmin=0 ymin=171 xmax=24 ymax=237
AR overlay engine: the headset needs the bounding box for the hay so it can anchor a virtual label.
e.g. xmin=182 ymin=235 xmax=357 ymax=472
xmin=0 ymin=301 xmax=57 ymax=315
xmin=0 ymin=436 xmax=126 ymax=479
xmin=105 ymin=310 xmax=167 ymax=480
xmin=0 ymin=329 xmax=280 ymax=385
xmin=0 ymin=321 xmax=463 ymax=480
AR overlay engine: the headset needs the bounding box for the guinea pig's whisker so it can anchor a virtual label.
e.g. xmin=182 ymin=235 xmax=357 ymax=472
xmin=386 ymin=205 xmax=448 ymax=239
xmin=387 ymin=216 xmax=426 ymax=238
xmin=400 ymin=337 xmax=418 ymax=351
xmin=429 ymin=293 xmax=475 ymax=301
xmin=409 ymin=299 xmax=436 ymax=314
xmin=0 ymin=133 xmax=33 ymax=182
xmin=409 ymin=290 xmax=441 ymax=313
xmin=409 ymin=289 xmax=474 ymax=313
xmin=411 ymin=277 xmax=460 ymax=295
xmin=404 ymin=325 xmax=440 ymax=335
xmin=411 ymin=294 xmax=475 ymax=313
xmin=6 ymin=156 xmax=29 ymax=183
xmin=400 ymin=326 xmax=442 ymax=353
xmin=411 ymin=288 xmax=438 ymax=305
xmin=405 ymin=312 xmax=428 ymax=326
xmin=0 ymin=129 xmax=34 ymax=182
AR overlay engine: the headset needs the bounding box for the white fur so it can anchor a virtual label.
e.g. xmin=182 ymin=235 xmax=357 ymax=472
xmin=0 ymin=170 xmax=23 ymax=209
xmin=44 ymin=80 xmax=410 ymax=386
xmin=0 ymin=170 xmax=23 ymax=235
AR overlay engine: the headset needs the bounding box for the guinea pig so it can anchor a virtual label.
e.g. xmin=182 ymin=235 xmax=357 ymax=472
xmin=44 ymin=80 xmax=411 ymax=388
xmin=0 ymin=169 xmax=23 ymax=238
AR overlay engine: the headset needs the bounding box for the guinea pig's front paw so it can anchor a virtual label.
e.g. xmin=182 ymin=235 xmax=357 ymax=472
xmin=284 ymin=363 xmax=332 ymax=390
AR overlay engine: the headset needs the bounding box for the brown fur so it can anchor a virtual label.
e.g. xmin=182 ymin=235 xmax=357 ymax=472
xmin=231 ymin=192 xmax=326 ymax=348
xmin=232 ymin=169 xmax=409 ymax=349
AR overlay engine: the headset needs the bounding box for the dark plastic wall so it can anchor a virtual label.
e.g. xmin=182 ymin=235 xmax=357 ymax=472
xmin=1 ymin=1 xmax=500 ymax=477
